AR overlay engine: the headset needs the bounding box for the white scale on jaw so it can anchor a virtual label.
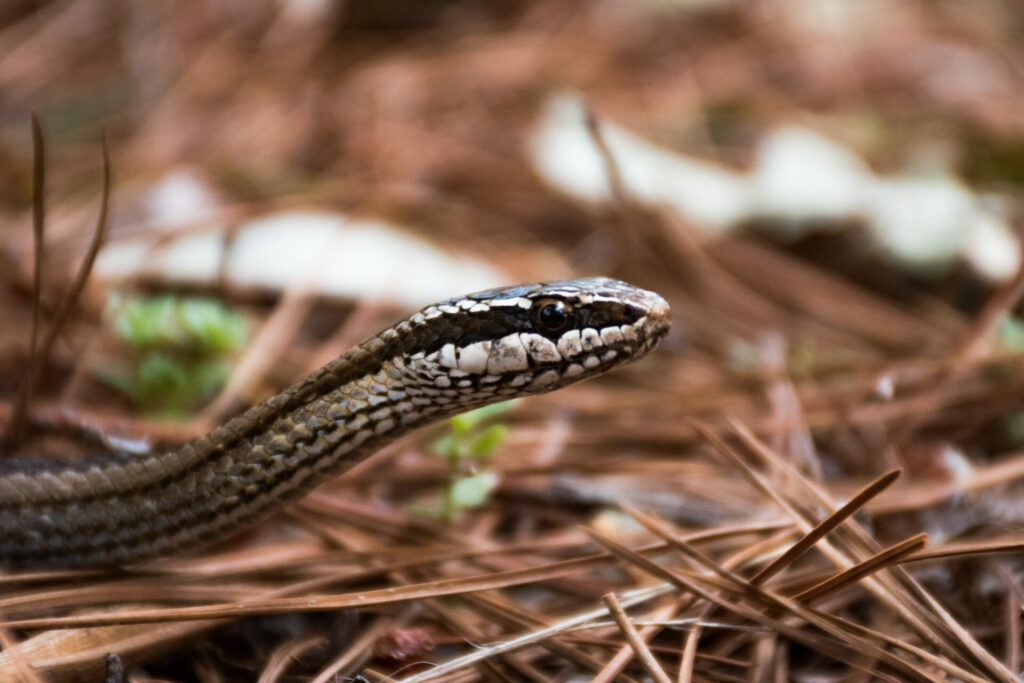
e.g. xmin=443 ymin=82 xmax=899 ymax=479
xmin=557 ymin=330 xmax=583 ymax=358
xmin=393 ymin=306 xmax=648 ymax=407
xmin=532 ymin=369 xmax=559 ymax=387
xmin=428 ymin=321 xmax=642 ymax=378
xmin=600 ymin=327 xmax=623 ymax=345
xmin=580 ymin=328 xmax=601 ymax=351
xmin=457 ymin=341 xmax=491 ymax=374
xmin=487 ymin=334 xmax=529 ymax=374
xmin=564 ymin=363 xmax=584 ymax=377
xmin=519 ymin=334 xmax=560 ymax=364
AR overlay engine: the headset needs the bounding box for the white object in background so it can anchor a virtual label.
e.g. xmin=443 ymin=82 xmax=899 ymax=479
xmin=963 ymin=206 xmax=1022 ymax=282
xmin=750 ymin=125 xmax=872 ymax=232
xmin=530 ymin=93 xmax=751 ymax=233
xmin=866 ymin=175 xmax=976 ymax=270
xmin=96 ymin=209 xmax=509 ymax=308
xmin=225 ymin=212 xmax=506 ymax=307
xmin=142 ymin=168 xmax=221 ymax=232
xmin=530 ymin=91 xmax=1021 ymax=282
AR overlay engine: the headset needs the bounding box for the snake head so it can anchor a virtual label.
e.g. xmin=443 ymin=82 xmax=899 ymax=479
xmin=408 ymin=277 xmax=670 ymax=397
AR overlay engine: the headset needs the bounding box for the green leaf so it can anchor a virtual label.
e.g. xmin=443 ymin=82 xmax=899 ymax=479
xmin=136 ymin=351 xmax=190 ymax=396
xmin=133 ymin=351 xmax=192 ymax=416
xmin=91 ymin=360 xmax=139 ymax=401
xmin=449 ymin=401 xmax=515 ymax=433
xmin=177 ymin=298 xmax=248 ymax=353
xmin=93 ymin=352 xmax=234 ymax=419
xmin=431 ymin=433 xmax=458 ymax=459
xmin=469 ymin=424 xmax=508 ymax=459
xmin=98 ymin=293 xmax=248 ymax=418
xmin=114 ymin=295 xmax=180 ymax=349
xmin=1004 ymin=409 xmax=1024 ymax=445
xmin=189 ymin=358 xmax=234 ymax=397
xmin=999 ymin=315 xmax=1024 ymax=352
xmin=448 ymin=472 xmax=499 ymax=510
xmin=109 ymin=294 xmax=248 ymax=353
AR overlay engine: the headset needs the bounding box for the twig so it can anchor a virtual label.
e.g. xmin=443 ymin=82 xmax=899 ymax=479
xmin=393 ymin=584 xmax=674 ymax=683
xmin=747 ymin=469 xmax=902 ymax=585
xmin=602 ymin=593 xmax=673 ymax=683
xmin=9 ymin=127 xmax=111 ymax=450
xmin=791 ymin=533 xmax=927 ymax=604
xmin=0 ymin=628 xmax=48 ymax=683
xmin=28 ymin=113 xmax=45 ymax=363
xmin=256 ymin=634 xmax=327 ymax=683
xmin=583 ymin=528 xmax=942 ymax=682
xmin=311 ymin=615 xmax=397 ymax=683
xmin=8 ymin=114 xmax=47 ymax=448
xmin=584 ymin=105 xmax=628 ymax=208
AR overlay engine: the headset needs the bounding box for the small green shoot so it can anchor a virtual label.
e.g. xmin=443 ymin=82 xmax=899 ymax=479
xmin=448 ymin=472 xmax=500 ymax=510
xmin=414 ymin=400 xmax=515 ymax=521
xmin=1004 ymin=410 xmax=1024 ymax=445
xmin=998 ymin=315 xmax=1024 ymax=352
xmin=95 ymin=294 xmax=248 ymax=418
xmin=433 ymin=405 xmax=510 ymax=468
xmin=112 ymin=294 xmax=248 ymax=353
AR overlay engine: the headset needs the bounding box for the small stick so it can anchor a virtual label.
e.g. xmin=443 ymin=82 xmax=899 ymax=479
xmin=602 ymin=592 xmax=672 ymax=683
xmin=8 ymin=128 xmax=111 ymax=449
xmin=8 ymin=114 xmax=47 ymax=448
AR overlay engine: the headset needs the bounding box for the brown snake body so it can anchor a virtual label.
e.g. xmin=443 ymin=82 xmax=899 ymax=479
xmin=0 ymin=278 xmax=669 ymax=568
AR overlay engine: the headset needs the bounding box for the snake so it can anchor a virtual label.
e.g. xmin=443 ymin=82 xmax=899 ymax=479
xmin=0 ymin=278 xmax=670 ymax=568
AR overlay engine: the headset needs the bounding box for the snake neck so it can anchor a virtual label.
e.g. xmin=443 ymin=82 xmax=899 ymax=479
xmin=0 ymin=326 xmax=505 ymax=567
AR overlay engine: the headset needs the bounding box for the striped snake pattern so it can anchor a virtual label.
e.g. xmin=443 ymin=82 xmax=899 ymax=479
xmin=0 ymin=278 xmax=670 ymax=568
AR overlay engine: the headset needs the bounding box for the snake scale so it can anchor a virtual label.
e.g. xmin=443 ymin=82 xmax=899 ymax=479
xmin=0 ymin=278 xmax=670 ymax=568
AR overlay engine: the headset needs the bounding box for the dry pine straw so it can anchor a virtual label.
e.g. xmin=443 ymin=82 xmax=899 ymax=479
xmin=2 ymin=416 xmax=1024 ymax=680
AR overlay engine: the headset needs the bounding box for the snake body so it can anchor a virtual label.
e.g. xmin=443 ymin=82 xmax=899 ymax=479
xmin=0 ymin=278 xmax=669 ymax=568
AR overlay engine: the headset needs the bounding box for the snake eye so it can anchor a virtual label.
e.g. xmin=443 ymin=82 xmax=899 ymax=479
xmin=531 ymin=298 xmax=574 ymax=336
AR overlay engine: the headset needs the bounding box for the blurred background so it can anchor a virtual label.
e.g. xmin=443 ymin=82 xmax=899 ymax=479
xmin=3 ymin=0 xmax=1023 ymax=429
xmin=4 ymin=0 xmax=1024 ymax=680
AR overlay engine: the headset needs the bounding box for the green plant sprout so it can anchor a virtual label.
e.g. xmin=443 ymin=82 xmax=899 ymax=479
xmin=94 ymin=294 xmax=248 ymax=418
xmin=998 ymin=315 xmax=1024 ymax=352
xmin=416 ymin=400 xmax=516 ymax=521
